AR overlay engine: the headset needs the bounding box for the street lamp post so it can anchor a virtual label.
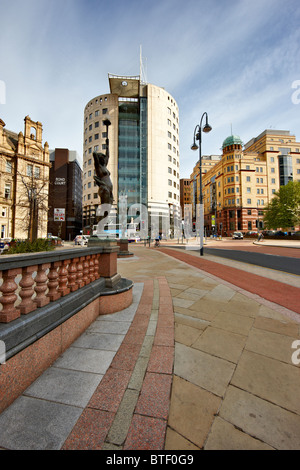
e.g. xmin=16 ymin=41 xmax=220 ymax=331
xmin=191 ymin=112 xmax=212 ymax=256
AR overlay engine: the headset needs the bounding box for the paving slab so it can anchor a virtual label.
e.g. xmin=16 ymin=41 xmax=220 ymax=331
xmin=204 ymin=416 xmax=274 ymax=450
xmin=219 ymin=386 xmax=300 ymax=450
xmin=0 ymin=396 xmax=83 ymax=450
xmin=193 ymin=326 xmax=247 ymax=363
xmin=231 ymin=350 xmax=300 ymax=414
xmin=174 ymin=342 xmax=235 ymax=397
xmin=168 ymin=375 xmax=221 ymax=448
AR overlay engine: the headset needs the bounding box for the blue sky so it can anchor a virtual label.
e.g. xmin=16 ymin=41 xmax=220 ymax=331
xmin=0 ymin=0 xmax=299 ymax=178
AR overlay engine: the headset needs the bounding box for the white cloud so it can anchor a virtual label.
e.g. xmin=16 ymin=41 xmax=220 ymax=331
xmin=1 ymin=0 xmax=299 ymax=178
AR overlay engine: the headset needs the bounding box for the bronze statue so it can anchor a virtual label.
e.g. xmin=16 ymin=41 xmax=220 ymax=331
xmin=93 ymin=119 xmax=113 ymax=225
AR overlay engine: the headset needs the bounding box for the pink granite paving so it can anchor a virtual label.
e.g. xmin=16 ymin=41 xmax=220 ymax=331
xmin=87 ymin=368 xmax=132 ymax=412
xmin=62 ymin=409 xmax=115 ymax=450
xmin=124 ymin=414 xmax=167 ymax=450
xmin=135 ymin=372 xmax=173 ymax=419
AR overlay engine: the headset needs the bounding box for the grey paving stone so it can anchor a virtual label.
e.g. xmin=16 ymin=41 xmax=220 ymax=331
xmin=53 ymin=346 xmax=116 ymax=375
xmin=0 ymin=396 xmax=83 ymax=450
xmin=72 ymin=331 xmax=124 ymax=351
xmin=24 ymin=367 xmax=102 ymax=408
xmin=89 ymin=320 xmax=132 ymax=334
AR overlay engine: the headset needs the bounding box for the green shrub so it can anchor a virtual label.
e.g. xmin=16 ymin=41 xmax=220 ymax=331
xmin=5 ymin=238 xmax=55 ymax=254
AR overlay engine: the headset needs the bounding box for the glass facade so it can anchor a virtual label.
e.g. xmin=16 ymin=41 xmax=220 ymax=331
xmin=117 ymin=98 xmax=148 ymax=221
xmin=278 ymin=149 xmax=293 ymax=186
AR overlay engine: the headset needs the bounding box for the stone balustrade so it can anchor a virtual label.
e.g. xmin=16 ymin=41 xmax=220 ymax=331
xmin=0 ymin=245 xmax=119 ymax=324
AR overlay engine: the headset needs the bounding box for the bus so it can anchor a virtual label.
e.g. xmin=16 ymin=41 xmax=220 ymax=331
xmin=92 ymin=222 xmax=139 ymax=239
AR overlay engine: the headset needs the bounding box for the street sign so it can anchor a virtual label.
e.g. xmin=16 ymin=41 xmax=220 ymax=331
xmin=54 ymin=208 xmax=65 ymax=221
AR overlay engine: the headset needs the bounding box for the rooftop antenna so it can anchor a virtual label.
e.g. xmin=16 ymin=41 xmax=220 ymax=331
xmin=140 ymin=45 xmax=147 ymax=84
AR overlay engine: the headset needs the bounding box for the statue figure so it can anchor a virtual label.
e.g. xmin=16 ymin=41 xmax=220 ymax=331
xmin=93 ymin=119 xmax=113 ymax=225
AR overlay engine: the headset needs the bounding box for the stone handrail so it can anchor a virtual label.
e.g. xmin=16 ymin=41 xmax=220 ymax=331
xmin=0 ymin=245 xmax=118 ymax=323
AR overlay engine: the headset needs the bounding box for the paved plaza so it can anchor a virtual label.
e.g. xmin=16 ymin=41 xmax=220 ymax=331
xmin=0 ymin=242 xmax=299 ymax=450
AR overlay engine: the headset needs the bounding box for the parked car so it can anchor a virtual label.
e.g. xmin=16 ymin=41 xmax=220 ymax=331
xmin=232 ymin=231 xmax=243 ymax=239
xmin=74 ymin=235 xmax=89 ymax=246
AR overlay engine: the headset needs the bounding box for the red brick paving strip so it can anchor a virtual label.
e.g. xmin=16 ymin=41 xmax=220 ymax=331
xmin=62 ymin=278 xmax=175 ymax=450
xmin=160 ymin=248 xmax=300 ymax=315
xmin=124 ymin=277 xmax=175 ymax=450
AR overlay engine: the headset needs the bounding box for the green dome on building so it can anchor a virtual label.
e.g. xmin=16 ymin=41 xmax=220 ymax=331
xmin=222 ymin=135 xmax=243 ymax=149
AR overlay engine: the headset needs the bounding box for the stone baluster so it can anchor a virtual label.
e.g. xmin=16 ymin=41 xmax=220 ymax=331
xmin=76 ymin=257 xmax=85 ymax=289
xmin=58 ymin=260 xmax=70 ymax=296
xmin=89 ymin=255 xmax=95 ymax=282
xmin=68 ymin=258 xmax=78 ymax=292
xmin=94 ymin=254 xmax=100 ymax=280
xmin=34 ymin=263 xmax=50 ymax=308
xmin=0 ymin=268 xmax=21 ymax=323
xmin=82 ymin=256 xmax=90 ymax=285
xmin=47 ymin=261 xmax=61 ymax=302
xmin=18 ymin=265 xmax=37 ymax=314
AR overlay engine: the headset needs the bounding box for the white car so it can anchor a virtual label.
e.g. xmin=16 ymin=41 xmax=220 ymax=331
xmin=232 ymin=231 xmax=243 ymax=239
xmin=74 ymin=235 xmax=89 ymax=246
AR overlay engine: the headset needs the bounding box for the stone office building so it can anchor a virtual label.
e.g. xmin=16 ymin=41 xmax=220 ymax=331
xmin=190 ymin=130 xmax=300 ymax=235
xmin=82 ymin=74 xmax=180 ymax=234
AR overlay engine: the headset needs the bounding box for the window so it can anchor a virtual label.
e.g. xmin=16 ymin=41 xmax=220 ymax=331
xmin=34 ymin=167 xmax=40 ymax=178
xmin=246 ymin=176 xmax=251 ymax=182
xmin=1 ymin=208 xmax=6 ymax=217
xmin=271 ymin=178 xmax=275 ymax=184
xmin=5 ymin=160 xmax=12 ymax=173
xmin=94 ymin=134 xmax=99 ymax=140
xmin=95 ymin=121 xmax=99 ymax=128
xmin=247 ymin=199 xmax=251 ymax=204
xmin=168 ymin=167 xmax=172 ymax=174
xmin=95 ymin=110 xmax=99 ymax=116
xmin=168 ymin=179 xmax=172 ymax=186
xmin=271 ymin=168 xmax=275 ymax=173
xmin=4 ymin=184 xmax=11 ymax=199
xmin=89 ymin=124 xmax=92 ymax=131
xmin=247 ymin=187 xmax=251 ymax=193
xmin=27 ymin=164 xmax=33 ymax=177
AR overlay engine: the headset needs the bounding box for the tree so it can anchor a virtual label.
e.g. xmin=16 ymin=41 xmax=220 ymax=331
xmin=263 ymin=181 xmax=300 ymax=230
xmin=17 ymin=172 xmax=49 ymax=242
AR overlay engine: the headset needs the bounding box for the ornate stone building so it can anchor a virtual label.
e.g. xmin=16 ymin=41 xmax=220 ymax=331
xmin=0 ymin=116 xmax=50 ymax=240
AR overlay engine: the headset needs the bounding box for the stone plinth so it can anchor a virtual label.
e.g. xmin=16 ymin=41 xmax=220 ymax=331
xmin=117 ymin=239 xmax=134 ymax=258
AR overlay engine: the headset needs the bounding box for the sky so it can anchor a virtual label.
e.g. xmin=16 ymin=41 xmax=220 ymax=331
xmin=0 ymin=0 xmax=299 ymax=178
